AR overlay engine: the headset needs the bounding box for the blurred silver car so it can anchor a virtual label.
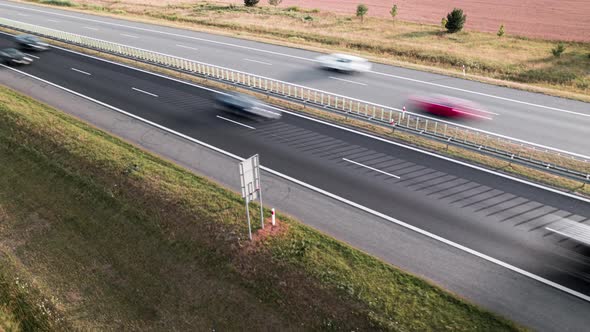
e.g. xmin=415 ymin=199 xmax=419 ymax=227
xmin=315 ymin=53 xmax=372 ymax=73
xmin=215 ymin=92 xmax=282 ymax=119
xmin=0 ymin=48 xmax=33 ymax=65
xmin=15 ymin=34 xmax=49 ymax=51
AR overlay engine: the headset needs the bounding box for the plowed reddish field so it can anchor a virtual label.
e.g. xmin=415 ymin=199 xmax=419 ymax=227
xmin=221 ymin=0 xmax=590 ymax=42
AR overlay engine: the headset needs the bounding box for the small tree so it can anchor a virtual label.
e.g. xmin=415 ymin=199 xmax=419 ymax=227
xmin=497 ymin=24 xmax=505 ymax=37
xmin=441 ymin=17 xmax=448 ymax=29
xmin=445 ymin=8 xmax=466 ymax=33
xmin=390 ymin=4 xmax=397 ymax=23
xmin=552 ymin=43 xmax=566 ymax=57
xmin=356 ymin=4 xmax=368 ymax=23
xmin=268 ymin=0 xmax=282 ymax=6
xmin=244 ymin=0 xmax=259 ymax=7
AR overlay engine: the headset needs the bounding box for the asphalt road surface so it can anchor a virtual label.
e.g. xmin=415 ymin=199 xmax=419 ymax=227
xmin=3 ymin=32 xmax=590 ymax=308
xmin=1 ymin=0 xmax=590 ymax=156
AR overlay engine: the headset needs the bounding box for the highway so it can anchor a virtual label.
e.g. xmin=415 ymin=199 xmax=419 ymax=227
xmin=3 ymin=32 xmax=590 ymax=307
xmin=2 ymin=0 xmax=590 ymax=156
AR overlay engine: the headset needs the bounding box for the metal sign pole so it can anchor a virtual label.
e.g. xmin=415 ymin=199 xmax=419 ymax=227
xmin=255 ymin=155 xmax=265 ymax=229
xmin=246 ymin=184 xmax=253 ymax=241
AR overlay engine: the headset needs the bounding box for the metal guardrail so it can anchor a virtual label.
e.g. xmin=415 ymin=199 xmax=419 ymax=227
xmin=1 ymin=18 xmax=589 ymax=183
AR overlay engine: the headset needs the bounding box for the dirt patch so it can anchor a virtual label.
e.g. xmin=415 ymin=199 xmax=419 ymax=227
xmin=213 ymin=0 xmax=590 ymax=41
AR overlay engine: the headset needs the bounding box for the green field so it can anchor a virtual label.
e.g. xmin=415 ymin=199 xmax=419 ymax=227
xmin=0 ymin=85 xmax=523 ymax=330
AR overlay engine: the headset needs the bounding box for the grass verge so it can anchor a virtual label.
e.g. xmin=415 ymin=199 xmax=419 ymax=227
xmin=0 ymin=76 xmax=525 ymax=329
xmin=20 ymin=0 xmax=590 ymax=102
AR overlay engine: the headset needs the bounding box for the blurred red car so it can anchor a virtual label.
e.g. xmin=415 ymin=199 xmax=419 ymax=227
xmin=409 ymin=94 xmax=493 ymax=120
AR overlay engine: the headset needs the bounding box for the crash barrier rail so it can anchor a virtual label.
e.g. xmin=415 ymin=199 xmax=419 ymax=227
xmin=2 ymin=18 xmax=589 ymax=183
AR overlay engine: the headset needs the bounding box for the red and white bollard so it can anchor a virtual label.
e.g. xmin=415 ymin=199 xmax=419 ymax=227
xmin=402 ymin=106 xmax=406 ymax=118
xmin=271 ymin=208 xmax=276 ymax=226
xmin=462 ymin=65 xmax=466 ymax=76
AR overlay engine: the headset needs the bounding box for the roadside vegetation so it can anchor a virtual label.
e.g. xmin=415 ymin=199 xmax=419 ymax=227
xmin=22 ymin=0 xmax=590 ymax=101
xmin=0 ymin=85 xmax=523 ymax=330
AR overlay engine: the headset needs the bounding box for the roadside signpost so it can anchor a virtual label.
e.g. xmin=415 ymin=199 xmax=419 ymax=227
xmin=239 ymin=154 xmax=264 ymax=240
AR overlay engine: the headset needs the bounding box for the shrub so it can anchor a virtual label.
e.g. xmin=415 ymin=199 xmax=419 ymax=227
xmin=303 ymin=15 xmax=314 ymax=22
xmin=551 ymin=43 xmax=566 ymax=57
xmin=244 ymin=0 xmax=259 ymax=7
xmin=40 ymin=0 xmax=74 ymax=6
xmin=286 ymin=6 xmax=299 ymax=12
xmin=390 ymin=4 xmax=397 ymax=22
xmin=497 ymin=24 xmax=505 ymax=37
xmin=268 ymin=0 xmax=282 ymax=6
xmin=356 ymin=4 xmax=368 ymax=23
xmin=445 ymin=8 xmax=466 ymax=33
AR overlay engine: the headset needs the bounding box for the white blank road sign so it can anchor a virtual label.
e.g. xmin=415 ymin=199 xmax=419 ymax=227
xmin=239 ymin=154 xmax=260 ymax=200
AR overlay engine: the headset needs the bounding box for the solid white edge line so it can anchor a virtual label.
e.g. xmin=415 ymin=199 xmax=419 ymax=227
xmin=39 ymin=41 xmax=590 ymax=204
xmin=3 ymin=2 xmax=589 ymax=119
xmin=216 ymin=115 xmax=256 ymax=129
xmin=71 ymin=67 xmax=91 ymax=75
xmin=329 ymin=76 xmax=367 ymax=86
xmin=131 ymin=87 xmax=158 ymax=97
xmin=244 ymin=58 xmax=272 ymax=66
xmin=3 ymin=63 xmax=590 ymax=303
xmin=343 ymin=158 xmax=400 ymax=179
xmin=23 ymin=52 xmax=39 ymax=59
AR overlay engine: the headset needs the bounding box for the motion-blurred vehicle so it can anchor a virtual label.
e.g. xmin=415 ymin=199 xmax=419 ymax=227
xmin=0 ymin=48 xmax=33 ymax=65
xmin=409 ymin=94 xmax=492 ymax=120
xmin=215 ymin=92 xmax=282 ymax=120
xmin=15 ymin=34 xmax=49 ymax=51
xmin=315 ymin=53 xmax=372 ymax=73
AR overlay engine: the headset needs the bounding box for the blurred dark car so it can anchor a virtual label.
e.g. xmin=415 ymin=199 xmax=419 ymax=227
xmin=15 ymin=34 xmax=49 ymax=51
xmin=0 ymin=48 xmax=33 ymax=65
xmin=409 ymin=94 xmax=493 ymax=120
xmin=215 ymin=92 xmax=281 ymax=119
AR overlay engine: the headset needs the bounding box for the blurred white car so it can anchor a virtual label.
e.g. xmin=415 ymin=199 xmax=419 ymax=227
xmin=315 ymin=53 xmax=372 ymax=73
